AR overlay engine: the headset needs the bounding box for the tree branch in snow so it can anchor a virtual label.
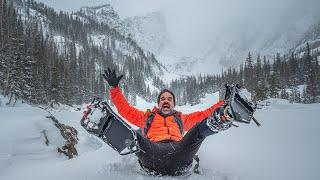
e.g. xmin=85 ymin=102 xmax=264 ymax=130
xmin=41 ymin=130 xmax=49 ymax=146
xmin=46 ymin=115 xmax=79 ymax=159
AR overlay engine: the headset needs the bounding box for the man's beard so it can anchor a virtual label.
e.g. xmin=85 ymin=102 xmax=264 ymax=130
xmin=160 ymin=108 xmax=173 ymax=115
xmin=160 ymin=103 xmax=173 ymax=115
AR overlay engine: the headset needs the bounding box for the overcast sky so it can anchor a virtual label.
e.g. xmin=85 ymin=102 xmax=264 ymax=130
xmin=35 ymin=0 xmax=320 ymax=55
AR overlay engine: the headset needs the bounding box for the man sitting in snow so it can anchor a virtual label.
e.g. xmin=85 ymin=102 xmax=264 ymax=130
xmin=102 ymin=68 xmax=235 ymax=175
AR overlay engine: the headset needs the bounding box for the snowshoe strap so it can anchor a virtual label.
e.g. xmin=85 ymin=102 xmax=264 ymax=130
xmin=173 ymin=114 xmax=184 ymax=135
xmin=193 ymin=155 xmax=200 ymax=174
xmin=144 ymin=111 xmax=156 ymax=135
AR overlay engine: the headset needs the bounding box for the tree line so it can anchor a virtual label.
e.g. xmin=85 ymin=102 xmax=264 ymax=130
xmin=170 ymin=43 xmax=320 ymax=105
xmin=1 ymin=0 xmax=319 ymax=107
xmin=0 ymin=0 xmax=165 ymax=106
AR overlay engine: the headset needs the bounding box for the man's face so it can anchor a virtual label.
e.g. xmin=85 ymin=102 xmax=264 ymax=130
xmin=158 ymin=92 xmax=175 ymax=115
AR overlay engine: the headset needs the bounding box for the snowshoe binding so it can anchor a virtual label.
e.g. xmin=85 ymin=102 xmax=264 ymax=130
xmin=224 ymin=84 xmax=260 ymax=126
xmin=80 ymin=96 xmax=139 ymax=155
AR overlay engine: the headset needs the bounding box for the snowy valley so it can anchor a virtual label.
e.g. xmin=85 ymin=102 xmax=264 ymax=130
xmin=1 ymin=1 xmax=320 ymax=179
xmin=0 ymin=94 xmax=319 ymax=180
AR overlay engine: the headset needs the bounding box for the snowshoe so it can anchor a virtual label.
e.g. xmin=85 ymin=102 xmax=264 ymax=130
xmin=80 ymin=97 xmax=139 ymax=155
xmin=224 ymin=84 xmax=260 ymax=126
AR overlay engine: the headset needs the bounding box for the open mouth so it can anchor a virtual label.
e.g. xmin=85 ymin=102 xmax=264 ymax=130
xmin=162 ymin=104 xmax=170 ymax=109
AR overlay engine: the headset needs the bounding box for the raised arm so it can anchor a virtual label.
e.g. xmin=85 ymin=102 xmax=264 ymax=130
xmin=103 ymin=68 xmax=145 ymax=128
xmin=182 ymin=100 xmax=225 ymax=131
xmin=109 ymin=87 xmax=145 ymax=128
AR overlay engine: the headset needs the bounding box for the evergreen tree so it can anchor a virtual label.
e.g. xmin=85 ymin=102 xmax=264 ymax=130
xmin=305 ymin=43 xmax=318 ymax=103
xmin=30 ymin=26 xmax=46 ymax=104
xmin=244 ymin=52 xmax=253 ymax=90
xmin=50 ymin=55 xmax=60 ymax=105
xmin=289 ymin=78 xmax=301 ymax=103
xmin=253 ymin=55 xmax=267 ymax=101
xmin=280 ymin=89 xmax=289 ymax=100
xmin=269 ymin=73 xmax=280 ymax=98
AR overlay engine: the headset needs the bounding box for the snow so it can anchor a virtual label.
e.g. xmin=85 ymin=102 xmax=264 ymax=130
xmin=88 ymin=34 xmax=110 ymax=47
xmin=145 ymin=78 xmax=159 ymax=93
xmin=1 ymin=93 xmax=320 ymax=180
xmin=24 ymin=0 xmax=320 ymax=81
xmin=295 ymin=38 xmax=320 ymax=58
xmin=206 ymin=99 xmax=320 ymax=180
xmin=123 ymin=11 xmax=170 ymax=55
xmin=52 ymin=35 xmax=83 ymax=58
xmin=135 ymin=96 xmax=156 ymax=112
xmin=79 ymin=5 xmax=124 ymax=34
xmin=157 ymin=48 xmax=202 ymax=76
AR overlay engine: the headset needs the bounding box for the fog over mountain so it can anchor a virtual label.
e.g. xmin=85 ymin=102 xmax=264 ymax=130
xmin=35 ymin=0 xmax=320 ymax=74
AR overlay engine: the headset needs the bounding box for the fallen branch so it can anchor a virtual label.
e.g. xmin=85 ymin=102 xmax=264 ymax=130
xmin=41 ymin=130 xmax=50 ymax=146
xmin=45 ymin=114 xmax=79 ymax=159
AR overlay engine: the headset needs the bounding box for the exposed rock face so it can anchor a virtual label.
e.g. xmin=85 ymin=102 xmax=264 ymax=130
xmin=46 ymin=115 xmax=79 ymax=159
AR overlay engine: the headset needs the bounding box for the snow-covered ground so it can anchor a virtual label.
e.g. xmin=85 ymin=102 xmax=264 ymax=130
xmin=0 ymin=94 xmax=320 ymax=180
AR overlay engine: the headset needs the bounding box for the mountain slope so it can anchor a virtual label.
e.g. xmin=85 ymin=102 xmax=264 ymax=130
xmin=77 ymin=4 xmax=124 ymax=34
xmin=76 ymin=5 xmax=170 ymax=55
xmin=123 ymin=12 xmax=170 ymax=55
xmin=294 ymin=18 xmax=320 ymax=56
xmin=12 ymin=0 xmax=167 ymax=104
xmin=192 ymin=13 xmax=320 ymax=74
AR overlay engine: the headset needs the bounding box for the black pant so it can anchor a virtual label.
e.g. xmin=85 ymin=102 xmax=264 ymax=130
xmin=135 ymin=119 xmax=214 ymax=175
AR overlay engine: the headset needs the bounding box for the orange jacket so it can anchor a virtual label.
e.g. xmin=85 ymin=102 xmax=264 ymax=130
xmin=110 ymin=87 xmax=225 ymax=142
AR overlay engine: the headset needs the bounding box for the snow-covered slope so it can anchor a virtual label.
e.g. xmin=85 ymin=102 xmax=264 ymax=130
xmin=77 ymin=5 xmax=170 ymax=55
xmin=72 ymin=4 xmax=170 ymax=86
xmin=123 ymin=12 xmax=170 ymax=55
xmin=190 ymin=13 xmax=320 ymax=75
xmin=78 ymin=4 xmax=124 ymax=33
xmin=294 ymin=18 xmax=320 ymax=57
xmin=1 ymin=94 xmax=320 ymax=180
xmin=258 ymin=14 xmax=318 ymax=56
xmin=13 ymin=0 xmax=168 ymax=96
xmin=126 ymin=8 xmax=320 ymax=76
xmin=31 ymin=0 xmax=320 ymax=77
xmin=74 ymin=4 xmax=188 ymax=78
xmin=155 ymin=47 xmax=201 ymax=76
xmin=119 ymin=6 xmax=320 ymax=76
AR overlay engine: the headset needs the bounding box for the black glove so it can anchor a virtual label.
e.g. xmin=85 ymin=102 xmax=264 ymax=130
xmin=103 ymin=68 xmax=123 ymax=87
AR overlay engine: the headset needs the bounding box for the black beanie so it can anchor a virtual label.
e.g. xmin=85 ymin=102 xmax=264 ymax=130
xmin=157 ymin=89 xmax=176 ymax=106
